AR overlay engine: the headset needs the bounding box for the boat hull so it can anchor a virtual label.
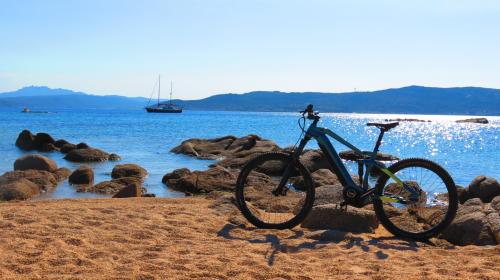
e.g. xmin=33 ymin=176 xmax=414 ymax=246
xmin=145 ymin=108 xmax=182 ymax=113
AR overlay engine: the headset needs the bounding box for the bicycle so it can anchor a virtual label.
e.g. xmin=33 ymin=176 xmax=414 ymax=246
xmin=235 ymin=104 xmax=458 ymax=240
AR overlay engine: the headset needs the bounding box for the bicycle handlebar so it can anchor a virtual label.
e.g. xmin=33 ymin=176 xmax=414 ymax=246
xmin=301 ymin=104 xmax=319 ymax=120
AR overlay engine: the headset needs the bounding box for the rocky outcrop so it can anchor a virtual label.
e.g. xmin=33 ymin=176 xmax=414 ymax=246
xmin=456 ymin=118 xmax=489 ymax=124
xmin=1 ymin=170 xmax=58 ymax=191
xmin=465 ymin=176 xmax=500 ymax=203
xmin=60 ymin=143 xmax=77 ymax=153
xmin=339 ymin=150 xmax=399 ymax=161
xmin=385 ymin=118 xmax=430 ymax=122
xmin=172 ymin=135 xmax=281 ymax=169
xmin=14 ymin=154 xmax=58 ymax=172
xmin=290 ymin=168 xmax=340 ymax=190
xmin=300 ymin=150 xmax=330 ymax=173
xmin=162 ymin=166 xmax=238 ymax=194
xmin=111 ymin=164 xmax=147 ymax=180
xmin=301 ymin=204 xmax=379 ymax=233
xmin=64 ymin=148 xmax=111 ymax=162
xmin=69 ymin=165 xmax=94 ymax=185
xmin=441 ymin=198 xmax=499 ymax=246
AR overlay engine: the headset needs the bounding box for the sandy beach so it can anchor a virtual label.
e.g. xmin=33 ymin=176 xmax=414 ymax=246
xmin=0 ymin=197 xmax=498 ymax=279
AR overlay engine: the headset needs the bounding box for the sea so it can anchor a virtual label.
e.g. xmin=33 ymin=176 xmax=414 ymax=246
xmin=0 ymin=109 xmax=498 ymax=199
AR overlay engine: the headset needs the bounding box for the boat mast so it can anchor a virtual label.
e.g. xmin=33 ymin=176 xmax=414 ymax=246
xmin=170 ymin=81 xmax=173 ymax=105
xmin=158 ymin=75 xmax=161 ymax=106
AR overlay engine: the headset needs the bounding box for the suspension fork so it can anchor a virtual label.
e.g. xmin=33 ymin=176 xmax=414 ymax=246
xmin=272 ymin=136 xmax=310 ymax=196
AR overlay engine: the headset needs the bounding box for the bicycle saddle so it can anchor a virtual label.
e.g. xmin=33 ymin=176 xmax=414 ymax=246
xmin=366 ymin=122 xmax=399 ymax=131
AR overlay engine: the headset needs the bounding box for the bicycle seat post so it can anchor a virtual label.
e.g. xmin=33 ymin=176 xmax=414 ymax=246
xmin=373 ymin=129 xmax=386 ymax=153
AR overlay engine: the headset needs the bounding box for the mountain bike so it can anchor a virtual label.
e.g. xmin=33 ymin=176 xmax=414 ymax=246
xmin=235 ymin=104 xmax=458 ymax=240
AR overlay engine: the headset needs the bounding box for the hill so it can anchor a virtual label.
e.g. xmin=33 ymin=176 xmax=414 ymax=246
xmin=0 ymin=85 xmax=499 ymax=115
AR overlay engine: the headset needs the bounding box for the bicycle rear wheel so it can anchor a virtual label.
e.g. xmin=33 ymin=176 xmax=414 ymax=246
xmin=373 ymin=158 xmax=458 ymax=240
xmin=235 ymin=152 xmax=315 ymax=229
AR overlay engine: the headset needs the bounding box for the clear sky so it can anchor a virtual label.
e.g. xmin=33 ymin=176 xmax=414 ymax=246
xmin=1 ymin=0 xmax=499 ymax=99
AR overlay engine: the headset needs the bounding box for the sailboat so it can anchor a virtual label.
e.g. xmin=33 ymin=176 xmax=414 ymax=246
xmin=145 ymin=76 xmax=183 ymax=113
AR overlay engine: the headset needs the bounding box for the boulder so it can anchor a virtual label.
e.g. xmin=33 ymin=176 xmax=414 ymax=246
xmin=54 ymin=139 xmax=70 ymax=148
xmin=163 ymin=166 xmax=237 ymax=194
xmin=1 ymin=170 xmax=58 ymax=191
xmin=0 ymin=178 xmax=39 ymax=201
xmin=171 ymin=136 xmax=237 ymax=159
xmin=60 ymin=143 xmax=77 ymax=153
xmin=93 ymin=177 xmax=143 ymax=195
xmin=39 ymin=143 xmax=58 ymax=152
xmin=76 ymin=142 xmax=90 ymax=149
xmin=54 ymin=168 xmax=71 ymax=181
xmin=64 ymin=148 xmax=110 ymax=162
xmin=339 ymin=150 xmax=399 ymax=161
xmin=456 ymin=118 xmax=489 ymax=124
xmin=112 ymin=184 xmax=143 ymax=198
xmin=301 ymin=204 xmax=379 ymax=233
xmin=69 ymin=165 xmax=94 ymax=185
xmin=290 ymin=168 xmax=340 ymax=190
xmin=33 ymin=133 xmax=55 ymax=149
xmin=14 ymin=154 xmax=58 ymax=172
xmin=300 ymin=150 xmax=330 ymax=173
xmin=440 ymin=198 xmax=499 ymax=245
xmin=111 ymin=164 xmax=147 ymax=180
xmin=109 ymin=153 xmax=121 ymax=161
xmin=15 ymin=130 xmax=36 ymax=150
xmin=311 ymin=184 xmax=344 ymax=206
xmin=466 ymin=176 xmax=500 ymax=203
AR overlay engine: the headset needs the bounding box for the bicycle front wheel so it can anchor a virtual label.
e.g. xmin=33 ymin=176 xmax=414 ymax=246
xmin=373 ymin=158 xmax=458 ymax=240
xmin=235 ymin=152 xmax=315 ymax=229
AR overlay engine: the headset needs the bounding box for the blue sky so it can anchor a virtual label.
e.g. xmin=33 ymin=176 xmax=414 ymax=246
xmin=1 ymin=0 xmax=499 ymax=99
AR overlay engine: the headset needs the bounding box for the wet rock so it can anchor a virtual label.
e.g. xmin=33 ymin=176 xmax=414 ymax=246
xmin=14 ymin=154 xmax=58 ymax=172
xmin=108 ymin=153 xmax=121 ymax=161
xmin=1 ymin=170 xmax=58 ymax=191
xmin=39 ymin=143 xmax=58 ymax=152
xmin=69 ymin=165 xmax=94 ymax=185
xmin=0 ymin=177 xmax=39 ymax=201
xmin=93 ymin=177 xmax=143 ymax=195
xmin=301 ymin=204 xmax=379 ymax=233
xmin=64 ymin=148 xmax=110 ymax=162
xmin=76 ymin=142 xmax=90 ymax=149
xmin=339 ymin=150 xmax=399 ymax=161
xmin=33 ymin=133 xmax=55 ymax=149
xmin=111 ymin=164 xmax=147 ymax=180
xmin=385 ymin=118 xmax=430 ymax=122
xmin=466 ymin=175 xmax=500 ymax=203
xmin=54 ymin=139 xmax=70 ymax=148
xmin=456 ymin=118 xmax=488 ymax=124
xmin=441 ymin=199 xmax=499 ymax=245
xmin=112 ymin=184 xmax=143 ymax=198
xmin=60 ymin=143 xmax=77 ymax=154
xmin=15 ymin=130 xmax=36 ymax=150
xmin=54 ymin=168 xmax=71 ymax=181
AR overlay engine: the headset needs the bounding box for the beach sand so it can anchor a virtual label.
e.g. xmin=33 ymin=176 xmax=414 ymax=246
xmin=0 ymin=197 xmax=498 ymax=279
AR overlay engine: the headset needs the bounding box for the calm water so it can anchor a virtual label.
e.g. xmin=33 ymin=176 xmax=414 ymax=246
xmin=0 ymin=109 xmax=498 ymax=199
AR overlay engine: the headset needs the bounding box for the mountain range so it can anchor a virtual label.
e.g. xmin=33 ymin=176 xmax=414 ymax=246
xmin=0 ymin=85 xmax=499 ymax=115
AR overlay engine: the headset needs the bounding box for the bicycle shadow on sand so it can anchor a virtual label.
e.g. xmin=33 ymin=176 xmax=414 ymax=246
xmin=217 ymin=223 xmax=421 ymax=266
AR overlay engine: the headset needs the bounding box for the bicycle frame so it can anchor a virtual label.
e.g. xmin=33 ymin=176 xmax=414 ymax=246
xmin=293 ymin=117 xmax=406 ymax=202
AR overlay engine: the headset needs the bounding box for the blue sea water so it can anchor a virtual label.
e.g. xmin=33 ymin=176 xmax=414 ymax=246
xmin=0 ymin=109 xmax=498 ymax=199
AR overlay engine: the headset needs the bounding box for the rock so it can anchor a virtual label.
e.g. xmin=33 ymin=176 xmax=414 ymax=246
xmin=385 ymin=118 xmax=430 ymax=122
xmin=76 ymin=142 xmax=90 ymax=149
xmin=456 ymin=118 xmax=489 ymax=124
xmin=112 ymin=184 xmax=143 ymax=198
xmin=339 ymin=150 xmax=399 ymax=161
xmin=14 ymin=154 xmax=58 ymax=172
xmin=172 ymin=135 xmax=281 ymax=168
xmin=301 ymin=204 xmax=379 ymax=233
xmin=385 ymin=181 xmax=427 ymax=206
xmin=441 ymin=199 xmax=499 ymax=246
xmin=93 ymin=177 xmax=143 ymax=195
xmin=60 ymin=143 xmax=77 ymax=153
xmin=456 ymin=186 xmax=469 ymax=204
xmin=300 ymin=150 xmax=330 ymax=173
xmin=141 ymin=193 xmax=156 ymax=197
xmin=290 ymin=168 xmax=340 ymax=190
xmin=0 ymin=178 xmax=39 ymax=201
xmin=33 ymin=133 xmax=55 ymax=149
xmin=111 ymin=164 xmax=147 ymax=180
xmin=109 ymin=153 xmax=121 ymax=161
xmin=492 ymin=196 xmax=500 ymax=212
xmin=54 ymin=168 xmax=71 ymax=181
xmin=467 ymin=175 xmax=500 ymax=203
xmin=163 ymin=166 xmax=237 ymax=194
xmin=15 ymin=130 xmax=36 ymax=150
xmin=54 ymin=139 xmax=70 ymax=148
xmin=1 ymin=170 xmax=58 ymax=191
xmin=312 ymin=184 xmax=344 ymax=206
xmin=39 ymin=143 xmax=58 ymax=152
xmin=64 ymin=148 xmax=110 ymax=162
xmin=69 ymin=165 xmax=94 ymax=185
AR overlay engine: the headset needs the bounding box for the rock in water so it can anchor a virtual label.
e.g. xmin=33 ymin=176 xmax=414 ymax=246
xmin=60 ymin=143 xmax=77 ymax=153
xmin=64 ymin=148 xmax=110 ymax=162
xmin=339 ymin=150 xmax=399 ymax=161
xmin=0 ymin=178 xmax=39 ymax=201
xmin=69 ymin=165 xmax=94 ymax=185
xmin=112 ymin=184 xmax=143 ymax=198
xmin=466 ymin=175 xmax=500 ymax=203
xmin=111 ymin=164 xmax=147 ymax=180
xmin=456 ymin=118 xmax=489 ymax=124
xmin=14 ymin=154 xmax=58 ymax=172
xmin=53 ymin=139 xmax=70 ymax=148
xmin=33 ymin=133 xmax=55 ymax=149
xmin=15 ymin=130 xmax=36 ymax=150
xmin=1 ymin=170 xmax=58 ymax=191
xmin=108 ymin=153 xmax=121 ymax=161
xmin=93 ymin=177 xmax=143 ymax=195
xmin=162 ymin=166 xmax=237 ymax=194
xmin=301 ymin=204 xmax=379 ymax=233
xmin=54 ymin=168 xmax=71 ymax=181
